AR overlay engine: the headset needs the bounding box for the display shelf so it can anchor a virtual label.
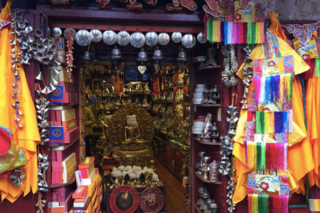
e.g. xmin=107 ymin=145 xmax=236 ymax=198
xmin=195 ymin=172 xmax=221 ymax=184
xmin=50 ymin=102 xmax=79 ymax=106
xmin=49 ymin=175 xmax=76 ymax=188
xmin=195 ymin=65 xmax=221 ymax=72
xmin=194 ymin=104 xmax=221 ymax=107
xmin=50 ymin=138 xmax=79 ymax=150
xmin=127 ymin=93 xmax=151 ymax=95
xmin=194 ymin=139 xmax=221 ymax=146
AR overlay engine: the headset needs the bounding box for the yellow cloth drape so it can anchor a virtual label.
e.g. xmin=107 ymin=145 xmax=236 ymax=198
xmin=268 ymin=12 xmax=287 ymax=41
xmin=0 ymin=2 xmax=40 ymax=202
xmin=232 ymin=35 xmax=314 ymax=204
xmin=306 ymin=65 xmax=320 ymax=188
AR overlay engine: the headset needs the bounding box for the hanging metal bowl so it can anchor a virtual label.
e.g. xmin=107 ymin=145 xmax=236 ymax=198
xmin=117 ymin=30 xmax=130 ymax=46
xmin=103 ymin=30 xmax=117 ymax=45
xmin=90 ymin=28 xmax=102 ymax=43
xmin=171 ymin=32 xmax=182 ymax=43
xmin=63 ymin=28 xmax=76 ymax=40
xmin=76 ymin=29 xmax=91 ymax=46
xmin=145 ymin=31 xmax=158 ymax=47
xmin=182 ymin=34 xmax=196 ymax=49
xmin=51 ymin=27 xmax=62 ymax=38
xmin=158 ymin=32 xmax=170 ymax=46
xmin=130 ymin=32 xmax=145 ymax=48
xmin=197 ymin=32 xmax=207 ymax=44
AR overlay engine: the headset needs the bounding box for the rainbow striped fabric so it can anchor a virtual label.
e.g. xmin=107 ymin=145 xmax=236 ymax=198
xmin=206 ymin=19 xmax=265 ymax=44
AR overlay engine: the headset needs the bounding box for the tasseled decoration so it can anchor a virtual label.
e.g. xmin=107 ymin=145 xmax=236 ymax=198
xmin=266 ymin=142 xmax=271 ymax=171
xmin=279 ymin=75 xmax=285 ymax=104
xmin=273 ymin=195 xmax=280 ymax=212
xmin=284 ymin=144 xmax=288 ymax=170
xmin=316 ymin=57 xmax=320 ymax=77
xmin=276 ymin=143 xmax=283 ymax=170
xmin=269 ymin=111 xmax=274 ymax=134
xmin=259 ymin=77 xmax=266 ymax=105
xmin=270 ymin=143 xmax=276 ymax=171
xmin=285 ymin=73 xmax=293 ymax=101
xmin=252 ymin=194 xmax=258 ymax=213
xmin=245 ymin=140 xmax=248 ymax=167
xmin=256 ymin=142 xmax=262 ymax=170
xmin=280 ymin=195 xmax=289 ymax=213
xmin=268 ymin=195 xmax=273 ymax=212
xmin=264 ymin=76 xmax=271 ymax=105
xmin=247 ymin=142 xmax=254 ymax=169
xmin=256 ymin=111 xmax=262 ymax=134
xmin=264 ymin=111 xmax=269 ymax=134
xmin=205 ymin=20 xmax=264 ymax=44
xmin=248 ymin=194 xmax=253 ymax=213
xmin=260 ymin=143 xmax=266 ymax=170
xmin=288 ymin=110 xmax=293 ymax=133
xmin=259 ymin=194 xmax=269 ymax=213
xmin=274 ymin=111 xmax=281 ymax=134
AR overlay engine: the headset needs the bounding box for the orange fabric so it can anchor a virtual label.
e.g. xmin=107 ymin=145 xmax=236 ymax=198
xmin=0 ymin=2 xmax=40 ymax=203
xmin=232 ymin=32 xmax=314 ymax=203
xmin=307 ymin=69 xmax=320 ymax=187
xmin=268 ymin=12 xmax=286 ymax=41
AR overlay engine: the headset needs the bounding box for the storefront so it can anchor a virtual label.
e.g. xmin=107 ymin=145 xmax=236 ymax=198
xmin=0 ymin=0 xmax=319 ymax=213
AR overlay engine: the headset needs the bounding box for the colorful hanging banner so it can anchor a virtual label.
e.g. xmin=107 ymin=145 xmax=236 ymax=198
xmin=248 ymin=194 xmax=289 ymax=213
xmin=245 ymin=142 xmax=288 ymax=171
xmin=247 ymin=175 xmax=289 ymax=195
xmin=206 ymin=19 xmax=265 ymax=44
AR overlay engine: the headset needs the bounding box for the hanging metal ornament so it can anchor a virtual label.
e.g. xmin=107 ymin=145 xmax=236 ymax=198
xmin=90 ymin=28 xmax=102 ymax=43
xmin=130 ymin=31 xmax=145 ymax=48
xmin=158 ymin=32 xmax=170 ymax=46
xmin=76 ymin=28 xmax=91 ymax=46
xmin=51 ymin=26 xmax=62 ymax=38
xmin=103 ymin=30 xmax=117 ymax=45
xmin=63 ymin=28 xmax=76 ymax=40
xmin=182 ymin=34 xmax=196 ymax=49
xmin=145 ymin=31 xmax=158 ymax=47
xmin=171 ymin=32 xmax=182 ymax=43
xmin=117 ymin=30 xmax=130 ymax=46
xmin=197 ymin=32 xmax=207 ymax=44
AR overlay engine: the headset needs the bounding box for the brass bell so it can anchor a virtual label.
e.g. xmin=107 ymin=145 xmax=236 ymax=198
xmin=111 ymin=46 xmax=122 ymax=59
xmin=82 ymin=50 xmax=91 ymax=61
xmin=152 ymin=46 xmax=163 ymax=60
xmin=177 ymin=48 xmax=187 ymax=62
xmin=137 ymin=48 xmax=148 ymax=62
xmin=34 ymin=29 xmax=43 ymax=38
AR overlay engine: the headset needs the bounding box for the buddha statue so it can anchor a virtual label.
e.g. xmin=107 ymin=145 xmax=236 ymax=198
xmin=175 ymin=72 xmax=184 ymax=87
xmin=86 ymin=85 xmax=92 ymax=94
xmin=124 ymin=115 xmax=144 ymax=145
xmin=94 ymin=83 xmax=102 ymax=94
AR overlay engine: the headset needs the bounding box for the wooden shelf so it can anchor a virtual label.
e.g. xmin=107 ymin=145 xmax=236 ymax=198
xmin=195 ymin=65 xmax=221 ymax=72
xmin=195 ymin=172 xmax=221 ymax=184
xmin=50 ymin=137 xmax=79 ymax=150
xmin=49 ymin=175 xmax=76 ymax=188
xmin=50 ymin=103 xmax=79 ymax=106
xmin=194 ymin=139 xmax=220 ymax=146
xmin=128 ymin=93 xmax=151 ymax=95
xmin=194 ymin=104 xmax=221 ymax=107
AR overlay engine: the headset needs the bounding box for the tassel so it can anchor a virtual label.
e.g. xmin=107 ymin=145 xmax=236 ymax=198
xmin=258 ymin=194 xmax=269 ymax=213
xmin=283 ymin=111 xmax=288 ymax=133
xmin=269 ymin=111 xmax=275 ymax=134
xmin=274 ymin=112 xmax=281 ymax=133
xmin=316 ymin=57 xmax=320 ymax=77
xmin=280 ymin=195 xmax=289 ymax=213
xmin=279 ymin=75 xmax=285 ymax=104
xmin=270 ymin=143 xmax=276 ymax=171
xmin=252 ymin=194 xmax=258 ymax=213
xmin=270 ymin=76 xmax=277 ymax=103
xmin=247 ymin=22 xmax=252 ymax=44
xmin=266 ymin=143 xmax=271 ymax=171
xmin=264 ymin=76 xmax=271 ymax=105
xmin=224 ymin=22 xmax=228 ymax=44
xmin=210 ymin=20 xmax=215 ymax=42
xmin=253 ymin=77 xmax=261 ymax=105
xmin=221 ymin=21 xmax=225 ymax=43
xmin=284 ymin=144 xmax=288 ymax=170
xmin=288 ymin=109 xmax=293 ymax=133
xmin=207 ymin=19 xmax=213 ymax=41
xmin=260 ymin=22 xmax=265 ymax=43
xmin=227 ymin=22 xmax=233 ymax=44
xmin=252 ymin=23 xmax=256 ymax=45
xmin=255 ymin=22 xmax=260 ymax=44
xmin=256 ymin=111 xmax=262 ymax=134
xmin=233 ymin=22 xmax=237 ymax=44
xmin=217 ymin=21 xmax=221 ymax=42
xmin=248 ymin=194 xmax=253 ymax=213
xmin=256 ymin=142 xmax=261 ymax=170
xmin=240 ymin=22 xmax=244 ymax=43
xmin=260 ymin=143 xmax=266 ymax=170
xmin=244 ymin=22 xmax=248 ymax=44
xmin=247 ymin=142 xmax=254 ymax=168
xmin=268 ymin=195 xmax=274 ymax=213
xmin=264 ymin=111 xmax=269 ymax=134
xmin=276 ymin=143 xmax=282 ymax=170
xmin=273 ymin=194 xmax=280 ymax=212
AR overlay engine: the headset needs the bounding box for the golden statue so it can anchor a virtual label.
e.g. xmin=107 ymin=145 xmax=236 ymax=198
xmin=108 ymin=104 xmax=155 ymax=167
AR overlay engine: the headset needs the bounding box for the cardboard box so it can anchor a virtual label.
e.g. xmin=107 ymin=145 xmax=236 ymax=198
xmin=49 ymin=126 xmax=79 ymax=145
xmin=49 ymin=85 xmax=78 ymax=104
xmin=51 ymin=37 xmax=65 ymax=50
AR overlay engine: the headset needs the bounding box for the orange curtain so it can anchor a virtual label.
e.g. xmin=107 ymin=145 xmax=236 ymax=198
xmin=0 ymin=2 xmax=40 ymax=202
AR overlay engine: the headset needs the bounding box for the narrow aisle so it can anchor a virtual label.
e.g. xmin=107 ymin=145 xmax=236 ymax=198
xmin=154 ymin=158 xmax=188 ymax=213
